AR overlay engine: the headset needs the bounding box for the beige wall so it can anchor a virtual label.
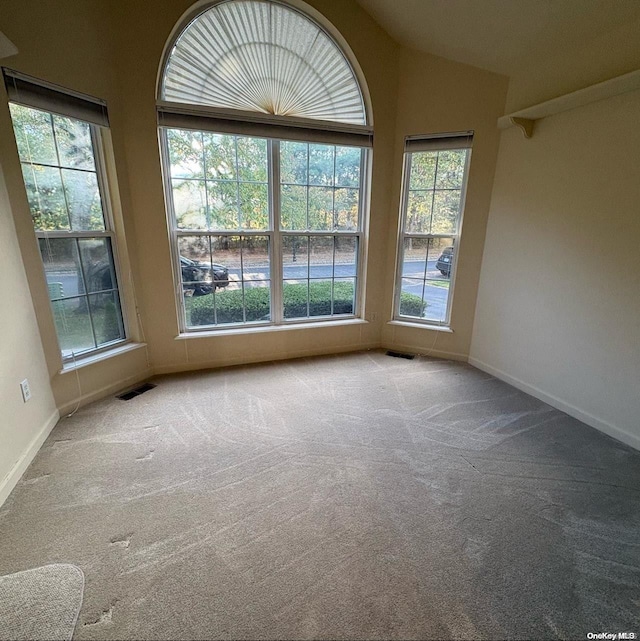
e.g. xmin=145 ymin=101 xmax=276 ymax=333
xmin=0 ymin=157 xmax=58 ymax=505
xmin=471 ymin=90 xmax=640 ymax=449
xmin=381 ymin=48 xmax=508 ymax=359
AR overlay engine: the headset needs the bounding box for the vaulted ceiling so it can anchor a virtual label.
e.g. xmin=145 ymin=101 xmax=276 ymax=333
xmin=355 ymin=0 xmax=640 ymax=77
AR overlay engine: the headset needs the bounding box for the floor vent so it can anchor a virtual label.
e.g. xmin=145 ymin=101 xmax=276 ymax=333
xmin=117 ymin=382 xmax=157 ymax=401
xmin=385 ymin=350 xmax=415 ymax=360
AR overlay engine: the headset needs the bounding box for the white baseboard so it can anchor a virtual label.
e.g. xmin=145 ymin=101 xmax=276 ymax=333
xmin=468 ymin=356 xmax=640 ymax=452
xmin=0 ymin=410 xmax=60 ymax=508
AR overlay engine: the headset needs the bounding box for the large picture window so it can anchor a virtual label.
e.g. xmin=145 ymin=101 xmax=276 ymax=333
xmin=394 ymin=133 xmax=473 ymax=327
xmin=6 ymin=71 xmax=127 ymax=361
xmin=163 ymin=129 xmax=365 ymax=329
xmin=158 ymin=0 xmax=372 ymax=332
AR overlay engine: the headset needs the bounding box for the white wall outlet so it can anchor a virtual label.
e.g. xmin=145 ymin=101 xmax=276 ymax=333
xmin=20 ymin=379 xmax=31 ymax=402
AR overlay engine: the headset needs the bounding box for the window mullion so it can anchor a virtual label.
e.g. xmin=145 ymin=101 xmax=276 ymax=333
xmin=270 ymin=139 xmax=283 ymax=324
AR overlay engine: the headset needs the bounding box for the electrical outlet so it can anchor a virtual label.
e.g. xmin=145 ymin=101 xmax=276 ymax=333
xmin=369 ymin=312 xmax=378 ymax=322
xmin=20 ymin=379 xmax=31 ymax=402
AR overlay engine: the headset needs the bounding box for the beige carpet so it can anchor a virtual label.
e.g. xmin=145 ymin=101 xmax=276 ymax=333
xmin=0 ymin=564 xmax=84 ymax=641
xmin=0 ymin=351 xmax=639 ymax=640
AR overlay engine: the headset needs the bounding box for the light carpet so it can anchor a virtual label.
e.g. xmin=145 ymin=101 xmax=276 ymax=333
xmin=0 ymin=351 xmax=638 ymax=640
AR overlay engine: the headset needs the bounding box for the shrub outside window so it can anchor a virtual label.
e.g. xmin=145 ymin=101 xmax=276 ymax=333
xmin=394 ymin=133 xmax=473 ymax=327
xmin=9 ymin=102 xmax=127 ymax=360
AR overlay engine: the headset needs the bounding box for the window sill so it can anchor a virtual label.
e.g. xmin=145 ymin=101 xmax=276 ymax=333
xmin=60 ymin=341 xmax=147 ymax=373
xmin=176 ymin=317 xmax=368 ymax=339
xmin=387 ymin=320 xmax=453 ymax=333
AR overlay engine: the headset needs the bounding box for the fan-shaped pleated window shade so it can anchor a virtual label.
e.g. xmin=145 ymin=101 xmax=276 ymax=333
xmin=161 ymin=0 xmax=367 ymax=126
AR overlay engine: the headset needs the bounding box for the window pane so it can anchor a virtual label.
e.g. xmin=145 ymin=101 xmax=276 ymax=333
xmin=173 ymin=179 xmax=207 ymax=229
xmin=212 ymin=235 xmax=240 ymax=285
xmin=179 ymin=235 xmax=211 ymax=264
xmin=282 ymin=235 xmax=309 ymax=280
xmin=52 ymin=296 xmax=96 ymax=357
xmin=334 ymin=237 xmax=357 ymax=278
xmin=241 ymin=236 xmax=270 ymax=280
xmin=280 ymin=141 xmax=308 ymax=185
xmin=309 ymin=235 xmax=333 ymax=275
xmin=308 ymin=186 xmax=333 ymax=230
xmin=89 ymin=291 xmax=124 ymax=346
xmin=334 ymin=187 xmax=359 ymax=230
xmin=39 ymin=238 xmax=85 ymax=299
xmin=167 ymin=129 xmax=204 ymax=179
xmin=422 ymin=280 xmax=449 ymax=323
xmin=242 ymin=280 xmax=271 ymax=322
xmin=308 ymin=144 xmax=334 ymax=186
xmin=406 ymin=190 xmax=432 ymax=234
xmin=215 ymin=281 xmax=245 ymax=324
xmin=283 ymin=280 xmax=308 ymax=319
xmin=431 ymin=190 xmax=460 ymax=234
xmin=53 ymin=115 xmax=95 ymax=170
xmin=207 ymin=180 xmax=239 ymax=229
xmin=10 ymin=104 xmax=57 ymax=165
xmin=335 ymin=146 xmax=360 ymax=187
xmin=333 ymin=278 xmax=355 ymax=315
xmin=239 ymin=182 xmax=268 ymax=230
xmin=402 ymin=237 xmax=428 ymax=278
xmin=409 ymin=152 xmax=437 ymax=190
xmin=283 ymin=235 xmax=357 ymax=320
xmin=237 ymin=137 xmax=267 ymax=182
xmin=281 ymin=185 xmax=307 ymax=230
xmin=397 ymin=237 xmax=456 ymax=323
xmin=430 ymin=237 xmax=455 ymax=279
xmin=435 ymin=150 xmax=466 ymax=188
xmin=179 ymin=236 xmax=215 ymax=296
xmin=62 ymin=168 xmax=105 ymax=231
xmin=204 ymin=133 xmax=236 ymax=180
xmin=308 ymin=280 xmax=333 ymax=317
xmin=22 ymin=164 xmax=70 ymax=231
xmin=78 ymin=238 xmax=116 ymax=293
xmin=398 ymin=278 xmax=426 ymax=318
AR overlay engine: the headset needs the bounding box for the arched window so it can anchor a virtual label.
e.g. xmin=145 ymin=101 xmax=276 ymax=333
xmin=158 ymin=0 xmax=372 ymax=331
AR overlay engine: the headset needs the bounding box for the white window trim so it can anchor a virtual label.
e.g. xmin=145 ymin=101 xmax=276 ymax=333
xmin=392 ymin=134 xmax=473 ymax=329
xmin=159 ymin=127 xmax=370 ymax=333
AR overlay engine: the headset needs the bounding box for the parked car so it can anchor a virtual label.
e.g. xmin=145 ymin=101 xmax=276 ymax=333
xmin=435 ymin=246 xmax=454 ymax=277
xmin=180 ymin=256 xmax=229 ymax=296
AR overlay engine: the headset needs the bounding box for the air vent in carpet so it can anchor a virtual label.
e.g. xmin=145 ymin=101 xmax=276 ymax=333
xmin=117 ymin=382 xmax=157 ymax=401
xmin=386 ymin=350 xmax=415 ymax=360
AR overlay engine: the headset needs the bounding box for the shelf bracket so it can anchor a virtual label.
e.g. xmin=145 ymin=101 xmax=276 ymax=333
xmin=510 ymin=117 xmax=534 ymax=139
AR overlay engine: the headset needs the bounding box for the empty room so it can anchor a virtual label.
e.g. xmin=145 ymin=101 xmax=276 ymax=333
xmin=0 ymin=0 xmax=639 ymax=639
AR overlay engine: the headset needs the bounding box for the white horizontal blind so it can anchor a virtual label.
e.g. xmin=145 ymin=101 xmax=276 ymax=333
xmin=3 ymin=68 xmax=109 ymax=127
xmin=161 ymin=0 xmax=367 ymax=126
xmin=405 ymin=131 xmax=474 ymax=152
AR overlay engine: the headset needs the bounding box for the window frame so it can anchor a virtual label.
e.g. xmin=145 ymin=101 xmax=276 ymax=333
xmin=5 ymin=78 xmax=131 ymax=363
xmin=393 ymin=134 xmax=473 ymax=328
xmin=159 ymin=127 xmax=370 ymax=333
